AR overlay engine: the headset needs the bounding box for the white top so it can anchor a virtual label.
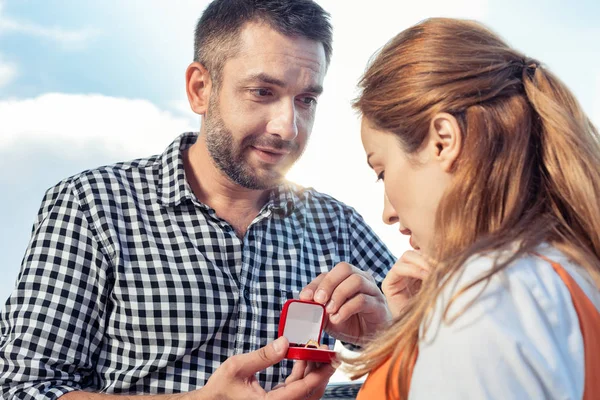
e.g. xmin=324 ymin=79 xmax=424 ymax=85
xmin=409 ymin=244 xmax=600 ymax=400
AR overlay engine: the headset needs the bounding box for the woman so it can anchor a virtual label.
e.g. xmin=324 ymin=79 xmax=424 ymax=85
xmin=348 ymin=18 xmax=600 ymax=399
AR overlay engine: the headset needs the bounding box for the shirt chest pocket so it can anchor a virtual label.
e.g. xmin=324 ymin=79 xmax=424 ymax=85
xmin=106 ymin=262 xmax=239 ymax=355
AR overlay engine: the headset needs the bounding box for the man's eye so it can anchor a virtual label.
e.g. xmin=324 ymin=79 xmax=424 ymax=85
xmin=300 ymin=97 xmax=317 ymax=106
xmin=376 ymin=171 xmax=385 ymax=182
xmin=296 ymin=96 xmax=317 ymax=108
xmin=250 ymin=88 xmax=272 ymax=97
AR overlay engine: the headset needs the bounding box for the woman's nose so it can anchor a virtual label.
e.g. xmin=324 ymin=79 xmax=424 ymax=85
xmin=382 ymin=193 xmax=399 ymax=225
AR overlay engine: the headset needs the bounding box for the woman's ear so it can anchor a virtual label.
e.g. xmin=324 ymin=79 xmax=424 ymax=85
xmin=429 ymin=112 xmax=462 ymax=172
xmin=185 ymin=61 xmax=213 ymax=115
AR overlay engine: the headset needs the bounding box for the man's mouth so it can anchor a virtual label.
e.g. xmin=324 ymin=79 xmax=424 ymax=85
xmin=251 ymin=146 xmax=290 ymax=164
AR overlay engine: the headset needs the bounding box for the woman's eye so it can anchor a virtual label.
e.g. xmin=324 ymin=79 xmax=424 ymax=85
xmin=376 ymin=171 xmax=385 ymax=182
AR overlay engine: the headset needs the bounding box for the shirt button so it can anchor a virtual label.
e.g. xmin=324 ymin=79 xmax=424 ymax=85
xmin=243 ymin=289 xmax=251 ymax=300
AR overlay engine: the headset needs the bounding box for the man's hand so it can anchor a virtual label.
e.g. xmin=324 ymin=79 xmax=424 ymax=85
xmin=382 ymin=250 xmax=431 ymax=318
xmin=62 ymin=338 xmax=335 ymax=400
xmin=195 ymin=337 xmax=336 ymax=400
xmin=299 ymin=262 xmax=392 ymax=346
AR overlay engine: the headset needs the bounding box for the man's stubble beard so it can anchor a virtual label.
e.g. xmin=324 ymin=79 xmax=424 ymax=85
xmin=204 ymin=97 xmax=304 ymax=190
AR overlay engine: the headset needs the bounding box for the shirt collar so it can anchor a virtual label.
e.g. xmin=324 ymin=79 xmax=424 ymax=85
xmin=267 ymin=181 xmax=297 ymax=216
xmin=156 ymin=132 xmax=198 ymax=207
xmin=157 ymin=132 xmax=298 ymax=215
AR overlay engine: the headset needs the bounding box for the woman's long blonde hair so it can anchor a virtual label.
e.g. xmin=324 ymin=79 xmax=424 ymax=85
xmin=347 ymin=18 xmax=600 ymax=399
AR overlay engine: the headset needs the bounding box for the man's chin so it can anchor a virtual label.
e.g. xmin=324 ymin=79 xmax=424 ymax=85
xmin=251 ymin=164 xmax=289 ymax=187
xmin=228 ymin=171 xmax=285 ymax=190
xmin=253 ymin=174 xmax=286 ymax=190
xmin=229 ymin=157 xmax=292 ymax=189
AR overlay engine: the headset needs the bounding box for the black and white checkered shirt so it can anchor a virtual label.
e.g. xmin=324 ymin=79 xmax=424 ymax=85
xmin=0 ymin=132 xmax=394 ymax=399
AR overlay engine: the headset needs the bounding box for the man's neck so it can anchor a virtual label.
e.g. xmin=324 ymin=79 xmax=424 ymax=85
xmin=183 ymin=138 xmax=270 ymax=237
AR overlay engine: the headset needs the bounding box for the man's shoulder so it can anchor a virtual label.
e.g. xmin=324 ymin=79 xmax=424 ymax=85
xmin=49 ymin=154 xmax=162 ymax=203
xmin=72 ymin=154 xmax=159 ymax=186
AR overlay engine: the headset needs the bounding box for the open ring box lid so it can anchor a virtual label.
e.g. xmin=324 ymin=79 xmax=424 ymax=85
xmin=278 ymin=299 xmax=336 ymax=363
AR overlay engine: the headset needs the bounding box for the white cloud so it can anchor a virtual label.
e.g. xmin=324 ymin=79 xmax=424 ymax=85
xmin=0 ymin=20 xmax=97 ymax=48
xmin=170 ymin=99 xmax=199 ymax=119
xmin=0 ymin=56 xmax=16 ymax=87
xmin=0 ymin=1 xmax=97 ymax=49
xmin=0 ymin=93 xmax=196 ymax=159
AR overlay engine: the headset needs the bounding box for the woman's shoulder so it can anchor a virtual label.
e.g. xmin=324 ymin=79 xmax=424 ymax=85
xmin=410 ymin=244 xmax=591 ymax=399
xmin=430 ymin=244 xmax=598 ymax=337
xmin=452 ymin=244 xmax=600 ymax=316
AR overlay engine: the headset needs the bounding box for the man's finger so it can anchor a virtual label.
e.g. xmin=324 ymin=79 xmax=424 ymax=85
xmin=328 ymin=293 xmax=384 ymax=326
xmin=285 ymin=359 xmax=308 ymax=384
xmin=299 ymin=273 xmax=326 ymax=301
xmin=310 ymin=262 xmax=371 ymax=306
xmin=231 ymin=337 xmax=288 ymax=377
xmin=268 ymin=362 xmax=336 ymax=400
xmin=324 ymin=272 xmax=382 ymax=315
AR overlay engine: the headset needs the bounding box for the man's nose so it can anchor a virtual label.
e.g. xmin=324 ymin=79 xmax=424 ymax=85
xmin=382 ymin=193 xmax=399 ymax=225
xmin=266 ymin=101 xmax=298 ymax=141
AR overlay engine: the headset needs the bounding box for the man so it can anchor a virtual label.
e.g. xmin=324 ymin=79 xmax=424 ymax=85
xmin=0 ymin=1 xmax=395 ymax=399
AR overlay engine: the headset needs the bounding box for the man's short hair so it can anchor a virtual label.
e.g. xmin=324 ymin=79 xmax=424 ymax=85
xmin=194 ymin=0 xmax=333 ymax=85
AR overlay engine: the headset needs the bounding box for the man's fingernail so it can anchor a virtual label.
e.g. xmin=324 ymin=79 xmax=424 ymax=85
xmin=300 ymin=289 xmax=313 ymax=299
xmin=420 ymin=269 xmax=429 ymax=277
xmin=326 ymin=299 xmax=335 ymax=313
xmin=273 ymin=337 xmax=284 ymax=353
xmin=315 ymin=289 xmax=327 ymax=303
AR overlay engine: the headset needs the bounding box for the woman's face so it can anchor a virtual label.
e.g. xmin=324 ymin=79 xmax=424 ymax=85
xmin=361 ymin=117 xmax=454 ymax=256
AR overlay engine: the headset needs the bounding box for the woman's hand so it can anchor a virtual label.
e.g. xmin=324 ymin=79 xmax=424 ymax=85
xmin=382 ymin=250 xmax=431 ymax=318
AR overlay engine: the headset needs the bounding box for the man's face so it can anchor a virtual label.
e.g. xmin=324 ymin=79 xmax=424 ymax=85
xmin=203 ymin=22 xmax=327 ymax=190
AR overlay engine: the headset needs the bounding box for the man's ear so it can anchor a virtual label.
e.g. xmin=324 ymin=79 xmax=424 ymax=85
xmin=429 ymin=112 xmax=462 ymax=172
xmin=185 ymin=61 xmax=212 ymax=115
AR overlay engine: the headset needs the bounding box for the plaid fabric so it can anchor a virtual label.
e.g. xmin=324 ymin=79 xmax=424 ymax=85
xmin=0 ymin=132 xmax=395 ymax=399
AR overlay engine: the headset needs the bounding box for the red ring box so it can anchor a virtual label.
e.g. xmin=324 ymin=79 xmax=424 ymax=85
xmin=278 ymin=299 xmax=336 ymax=363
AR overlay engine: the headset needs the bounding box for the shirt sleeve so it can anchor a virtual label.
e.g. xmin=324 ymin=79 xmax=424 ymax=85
xmin=409 ymin=255 xmax=585 ymax=400
xmin=0 ymin=179 xmax=113 ymax=399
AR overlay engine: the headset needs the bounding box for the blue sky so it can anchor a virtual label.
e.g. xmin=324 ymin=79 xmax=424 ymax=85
xmin=0 ymin=0 xmax=598 ymax=315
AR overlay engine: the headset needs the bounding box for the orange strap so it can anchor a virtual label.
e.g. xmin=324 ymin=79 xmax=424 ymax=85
xmin=357 ymin=348 xmax=417 ymax=400
xmin=535 ymin=254 xmax=600 ymax=400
